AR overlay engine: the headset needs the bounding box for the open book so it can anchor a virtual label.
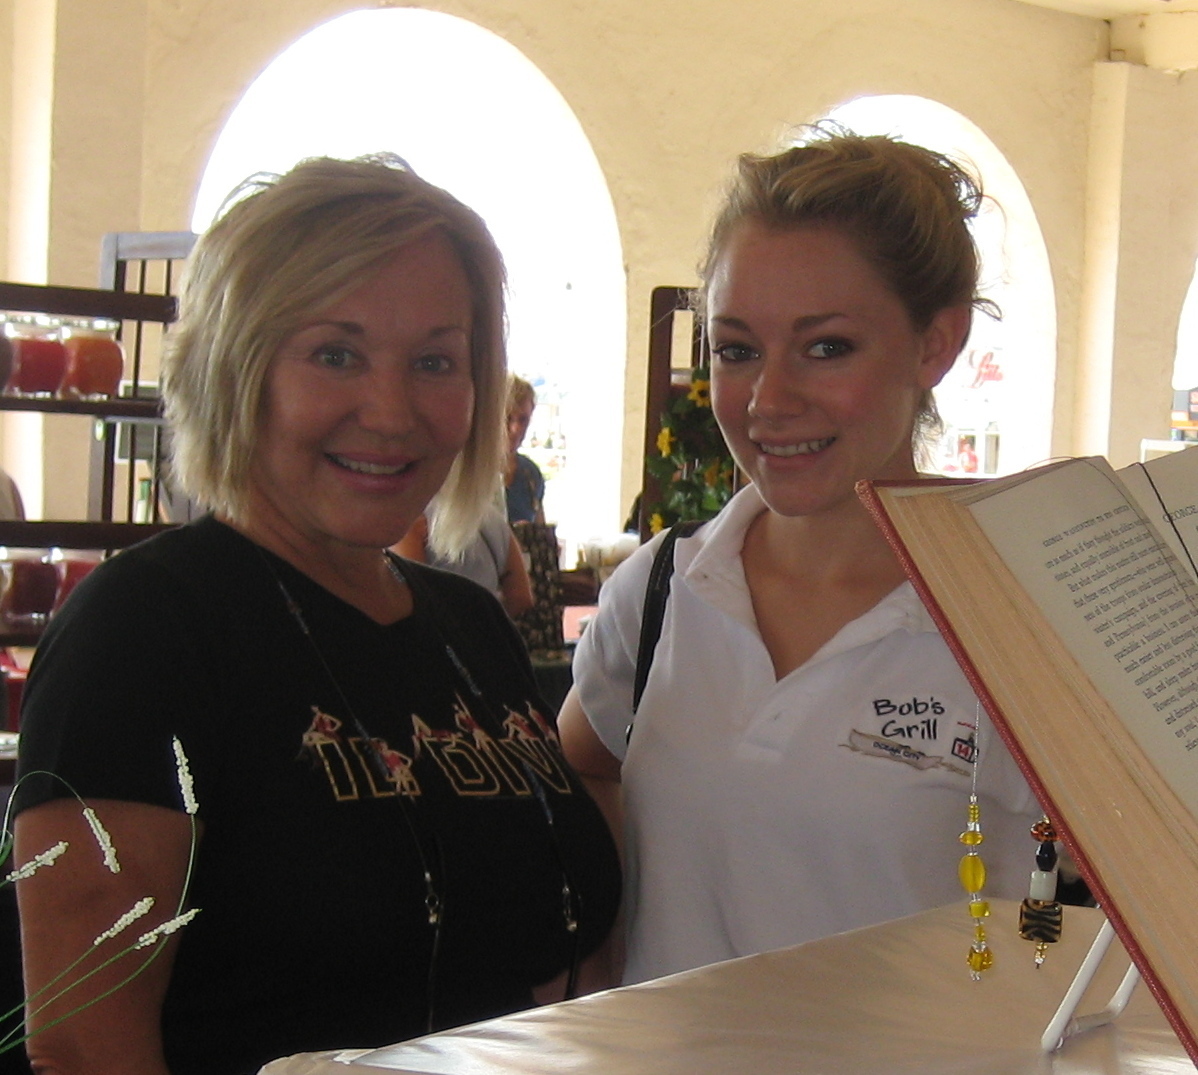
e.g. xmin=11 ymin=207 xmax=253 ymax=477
xmin=859 ymin=447 xmax=1198 ymax=1063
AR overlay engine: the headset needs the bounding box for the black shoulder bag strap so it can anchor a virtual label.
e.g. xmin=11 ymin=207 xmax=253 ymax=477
xmin=630 ymin=520 xmax=702 ymax=721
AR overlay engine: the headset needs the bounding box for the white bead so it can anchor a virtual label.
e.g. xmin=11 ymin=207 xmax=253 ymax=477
xmin=1029 ymin=869 xmax=1058 ymax=901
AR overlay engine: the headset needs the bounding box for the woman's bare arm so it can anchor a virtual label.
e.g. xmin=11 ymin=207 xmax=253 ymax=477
xmin=497 ymin=533 xmax=534 ymax=619
xmin=556 ymin=687 xmax=625 ymax=989
xmin=16 ymin=798 xmax=196 ymax=1075
xmin=557 ymin=687 xmax=622 ymax=841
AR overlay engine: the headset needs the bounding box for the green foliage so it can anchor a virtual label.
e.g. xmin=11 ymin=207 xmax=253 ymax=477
xmin=643 ymin=367 xmax=735 ymax=533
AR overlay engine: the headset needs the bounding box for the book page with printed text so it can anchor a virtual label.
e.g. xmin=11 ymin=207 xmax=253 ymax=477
xmin=960 ymin=457 xmax=1198 ymax=817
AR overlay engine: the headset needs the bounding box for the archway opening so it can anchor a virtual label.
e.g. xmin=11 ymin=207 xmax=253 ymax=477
xmin=1172 ymin=267 xmax=1198 ymax=443
xmin=192 ymin=8 xmax=626 ymax=552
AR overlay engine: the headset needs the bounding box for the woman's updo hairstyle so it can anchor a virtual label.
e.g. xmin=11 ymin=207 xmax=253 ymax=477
xmin=698 ymin=124 xmax=994 ymax=438
xmin=700 ymin=124 xmax=994 ymax=330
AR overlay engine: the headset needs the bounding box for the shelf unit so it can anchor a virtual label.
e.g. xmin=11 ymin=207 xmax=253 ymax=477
xmin=0 ymin=279 xmax=176 ymax=522
xmin=0 ymin=280 xmax=181 ymax=657
xmin=0 ymin=522 xmax=175 ymax=647
xmin=0 ymin=236 xmax=195 ymax=745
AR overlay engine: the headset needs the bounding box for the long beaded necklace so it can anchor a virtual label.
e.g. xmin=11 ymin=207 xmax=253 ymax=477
xmin=381 ymin=552 xmax=583 ymax=998
xmin=259 ymin=547 xmax=444 ymax=1032
xmin=258 ymin=545 xmax=583 ymax=1027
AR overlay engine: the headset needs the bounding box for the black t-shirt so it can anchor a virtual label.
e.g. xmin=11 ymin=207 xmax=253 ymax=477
xmin=16 ymin=517 xmax=620 ymax=1075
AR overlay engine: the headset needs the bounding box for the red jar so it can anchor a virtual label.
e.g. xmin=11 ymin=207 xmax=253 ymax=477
xmin=59 ymin=319 xmax=124 ymax=400
xmin=1 ymin=666 xmax=25 ymax=732
xmin=0 ymin=322 xmax=13 ymax=392
xmin=1 ymin=552 xmax=57 ymax=627
xmin=51 ymin=554 xmax=100 ymax=615
xmin=6 ymin=317 xmax=66 ymax=397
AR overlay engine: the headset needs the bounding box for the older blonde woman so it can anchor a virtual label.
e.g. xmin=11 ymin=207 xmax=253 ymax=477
xmin=14 ymin=156 xmax=619 ymax=1075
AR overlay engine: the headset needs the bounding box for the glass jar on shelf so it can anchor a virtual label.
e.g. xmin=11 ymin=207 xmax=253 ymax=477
xmin=49 ymin=547 xmax=101 ymax=616
xmin=0 ymin=315 xmax=13 ymax=391
xmin=59 ymin=317 xmax=125 ymax=400
xmin=0 ymin=548 xmax=57 ymax=628
xmin=5 ymin=314 xmax=67 ymax=397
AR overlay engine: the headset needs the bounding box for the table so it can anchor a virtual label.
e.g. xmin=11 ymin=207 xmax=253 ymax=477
xmin=259 ymin=900 xmax=1195 ymax=1074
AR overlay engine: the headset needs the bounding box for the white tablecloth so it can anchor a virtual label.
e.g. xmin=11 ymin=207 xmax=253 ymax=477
xmin=260 ymin=899 xmax=1195 ymax=1075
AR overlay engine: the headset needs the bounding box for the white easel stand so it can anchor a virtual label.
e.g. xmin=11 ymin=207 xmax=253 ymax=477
xmin=1041 ymin=917 xmax=1142 ymax=1052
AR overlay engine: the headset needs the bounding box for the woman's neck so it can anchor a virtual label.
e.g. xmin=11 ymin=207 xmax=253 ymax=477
xmin=222 ymin=511 xmax=413 ymax=625
xmin=750 ymin=497 xmax=904 ymax=590
xmin=741 ymin=502 xmax=909 ymax=680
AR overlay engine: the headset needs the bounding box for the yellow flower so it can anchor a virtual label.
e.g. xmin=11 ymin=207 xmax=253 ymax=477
xmin=649 ymin=512 xmax=665 ymax=535
xmin=703 ymin=460 xmax=721 ymax=487
xmin=687 ymin=378 xmax=711 ymax=407
xmin=656 ymin=426 xmax=675 ymax=457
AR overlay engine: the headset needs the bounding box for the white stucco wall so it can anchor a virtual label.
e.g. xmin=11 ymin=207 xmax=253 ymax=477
xmin=0 ymin=0 xmax=1143 ymax=520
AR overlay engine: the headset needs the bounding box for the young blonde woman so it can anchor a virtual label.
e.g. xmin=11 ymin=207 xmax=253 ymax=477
xmin=560 ymin=129 xmax=1038 ymax=985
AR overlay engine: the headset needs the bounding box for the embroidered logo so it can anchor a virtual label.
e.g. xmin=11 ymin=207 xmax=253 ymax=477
xmin=951 ymin=733 xmax=979 ymax=765
xmin=298 ymin=699 xmax=571 ymax=802
xmin=872 ymin=697 xmax=944 ymax=742
xmin=413 ymin=694 xmax=573 ymax=797
xmin=299 ymin=707 xmax=415 ymax=801
xmin=842 ymin=728 xmax=970 ymax=777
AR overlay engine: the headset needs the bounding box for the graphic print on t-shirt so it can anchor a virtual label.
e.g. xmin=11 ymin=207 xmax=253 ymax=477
xmin=840 ymin=694 xmax=974 ymax=778
xmin=299 ymin=697 xmax=573 ymax=802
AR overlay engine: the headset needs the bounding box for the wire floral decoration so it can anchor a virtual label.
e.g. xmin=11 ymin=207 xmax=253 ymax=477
xmin=0 ymin=737 xmax=200 ymax=1054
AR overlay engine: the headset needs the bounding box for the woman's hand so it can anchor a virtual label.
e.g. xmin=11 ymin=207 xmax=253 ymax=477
xmin=16 ymin=799 xmax=196 ymax=1075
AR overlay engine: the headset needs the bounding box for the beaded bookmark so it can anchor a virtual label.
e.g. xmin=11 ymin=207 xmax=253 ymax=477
xmin=958 ymin=704 xmax=992 ymax=979
xmin=1018 ymin=815 xmax=1062 ymax=966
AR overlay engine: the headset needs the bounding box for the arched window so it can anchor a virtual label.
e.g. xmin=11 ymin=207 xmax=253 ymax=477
xmin=824 ymin=95 xmax=1056 ymax=476
xmin=192 ymin=8 xmax=626 ymax=549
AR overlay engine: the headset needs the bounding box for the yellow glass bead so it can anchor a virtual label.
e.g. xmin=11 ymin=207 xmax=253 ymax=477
xmin=968 ymin=801 xmax=980 ymax=824
xmin=967 ymin=945 xmax=994 ymax=973
xmin=958 ymin=829 xmax=984 ymax=846
xmin=974 ymin=923 xmax=987 ymax=943
xmin=958 ymin=852 xmax=986 ymax=894
xmin=969 ymin=899 xmax=991 ymax=919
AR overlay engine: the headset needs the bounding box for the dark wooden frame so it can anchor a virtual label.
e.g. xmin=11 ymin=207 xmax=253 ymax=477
xmin=638 ymin=286 xmax=709 ymax=541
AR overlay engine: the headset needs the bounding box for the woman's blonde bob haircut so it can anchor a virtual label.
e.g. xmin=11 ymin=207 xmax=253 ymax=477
xmin=163 ymin=154 xmax=507 ymax=557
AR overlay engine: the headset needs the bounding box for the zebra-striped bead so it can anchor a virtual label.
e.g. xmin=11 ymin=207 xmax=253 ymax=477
xmin=1018 ymin=897 xmax=1063 ymax=945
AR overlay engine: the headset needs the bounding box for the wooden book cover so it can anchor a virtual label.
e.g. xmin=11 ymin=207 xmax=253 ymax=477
xmin=858 ymin=448 xmax=1198 ymax=1063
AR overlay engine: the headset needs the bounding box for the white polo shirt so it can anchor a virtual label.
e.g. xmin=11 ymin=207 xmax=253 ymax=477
xmin=574 ymin=485 xmax=1038 ymax=984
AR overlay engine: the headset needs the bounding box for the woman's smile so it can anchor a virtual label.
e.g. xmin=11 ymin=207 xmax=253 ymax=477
xmin=754 ymin=436 xmax=837 ymax=459
xmin=325 ymin=453 xmax=417 ymax=477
